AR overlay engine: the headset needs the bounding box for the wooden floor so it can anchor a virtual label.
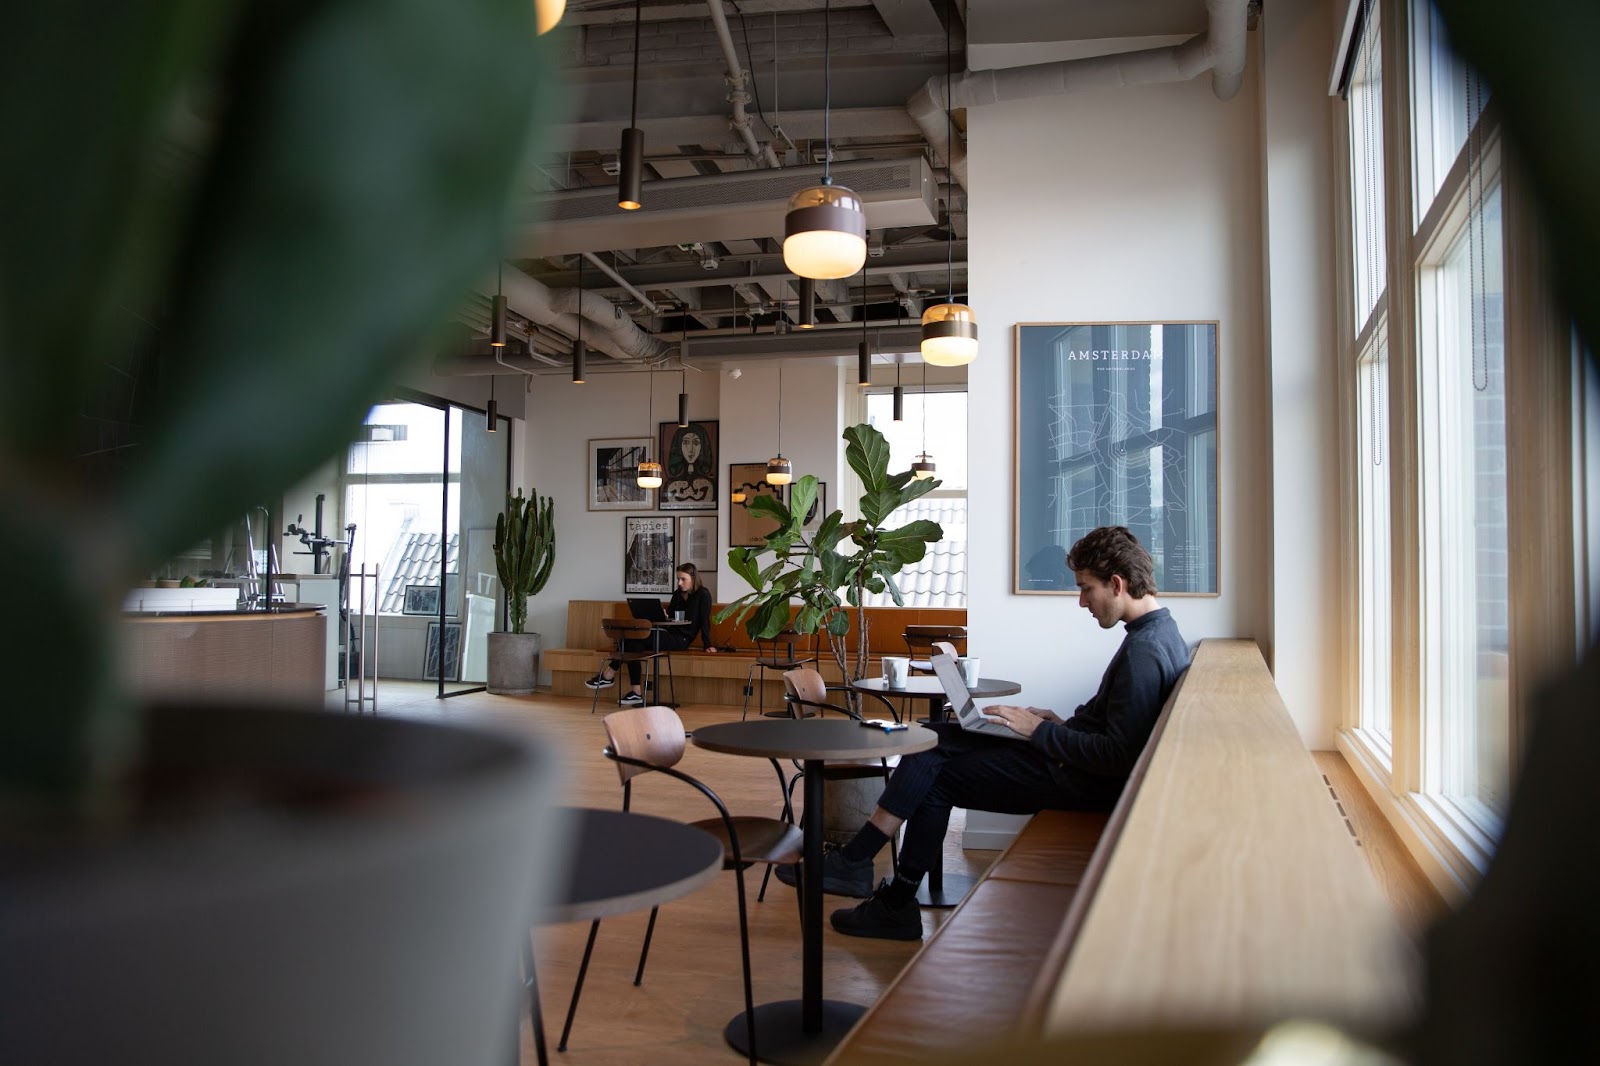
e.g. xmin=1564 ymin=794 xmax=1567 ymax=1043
xmin=367 ymin=683 xmax=990 ymax=1066
xmin=362 ymin=684 xmax=1449 ymax=1064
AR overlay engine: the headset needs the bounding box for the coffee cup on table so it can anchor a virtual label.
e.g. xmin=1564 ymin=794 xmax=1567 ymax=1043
xmin=883 ymin=656 xmax=910 ymax=688
xmin=673 ymin=610 xmax=685 ymax=622
xmin=958 ymin=656 xmax=981 ymax=687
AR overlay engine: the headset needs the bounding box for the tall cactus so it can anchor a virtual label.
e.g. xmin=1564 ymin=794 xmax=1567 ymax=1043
xmin=493 ymin=488 xmax=555 ymax=634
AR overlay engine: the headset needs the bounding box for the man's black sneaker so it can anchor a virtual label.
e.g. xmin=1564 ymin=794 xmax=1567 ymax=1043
xmin=830 ymin=883 xmax=922 ymax=941
xmin=618 ymin=692 xmax=645 ymax=707
xmin=584 ymin=674 xmax=615 ymax=689
xmin=773 ymin=848 xmax=874 ymax=898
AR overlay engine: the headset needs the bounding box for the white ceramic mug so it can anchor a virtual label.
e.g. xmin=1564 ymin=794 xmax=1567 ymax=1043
xmin=883 ymin=656 xmax=910 ymax=688
xmin=958 ymin=656 xmax=981 ymax=686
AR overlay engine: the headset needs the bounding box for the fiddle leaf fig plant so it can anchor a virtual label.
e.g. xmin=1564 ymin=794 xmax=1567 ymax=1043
xmin=0 ymin=0 xmax=562 ymax=814
xmin=494 ymin=488 xmax=556 ymax=635
xmin=717 ymin=423 xmax=944 ymax=683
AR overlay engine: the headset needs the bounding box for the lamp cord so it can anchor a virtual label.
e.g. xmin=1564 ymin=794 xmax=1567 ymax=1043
xmin=576 ymin=255 xmax=583 ymax=344
xmin=777 ymin=363 xmax=784 ymax=454
xmin=630 ymin=0 xmax=642 ymax=128
xmin=822 ymin=0 xmax=832 ymax=183
xmin=945 ymin=0 xmax=954 ymax=301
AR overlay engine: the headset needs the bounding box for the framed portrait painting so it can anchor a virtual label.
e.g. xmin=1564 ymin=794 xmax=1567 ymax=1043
xmin=728 ymin=462 xmax=786 ymax=548
xmin=1013 ymin=321 xmax=1220 ymax=596
xmin=658 ymin=420 xmax=718 ymax=510
xmin=624 ymin=515 xmax=676 ymax=595
xmin=589 ymin=437 xmax=654 ymax=511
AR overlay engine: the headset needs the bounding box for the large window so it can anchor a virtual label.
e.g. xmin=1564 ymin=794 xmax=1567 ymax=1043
xmin=1336 ymin=0 xmax=1582 ymax=891
xmin=862 ymin=387 xmax=967 ymax=607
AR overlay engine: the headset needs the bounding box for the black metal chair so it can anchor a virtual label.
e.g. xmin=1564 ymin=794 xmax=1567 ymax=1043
xmin=741 ymin=629 xmax=817 ymax=719
xmin=552 ymin=704 xmax=800 ymax=1066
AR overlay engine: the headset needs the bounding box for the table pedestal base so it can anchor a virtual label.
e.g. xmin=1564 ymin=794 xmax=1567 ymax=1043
xmin=916 ymin=868 xmax=977 ymax=908
xmin=723 ymin=999 xmax=867 ymax=1065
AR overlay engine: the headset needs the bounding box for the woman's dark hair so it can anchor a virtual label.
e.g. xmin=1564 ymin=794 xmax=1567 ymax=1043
xmin=1066 ymin=526 xmax=1156 ymax=598
xmin=675 ymin=561 xmax=703 ymax=593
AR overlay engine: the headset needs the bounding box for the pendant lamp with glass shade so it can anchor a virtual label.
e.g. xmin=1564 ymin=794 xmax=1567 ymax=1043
xmin=782 ymin=0 xmax=866 ymax=280
xmin=534 ymin=0 xmax=566 ymax=35
xmin=637 ymin=364 xmax=662 ymax=488
xmin=912 ymin=356 xmax=936 ymax=479
xmin=617 ymin=0 xmax=645 ymax=210
xmin=766 ymin=363 xmax=793 ymax=486
xmin=921 ymin=0 xmax=978 ymax=367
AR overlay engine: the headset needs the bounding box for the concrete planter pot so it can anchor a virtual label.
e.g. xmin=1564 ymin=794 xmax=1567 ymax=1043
xmin=0 ymin=703 xmax=567 ymax=1066
xmin=487 ymin=631 xmax=542 ymax=695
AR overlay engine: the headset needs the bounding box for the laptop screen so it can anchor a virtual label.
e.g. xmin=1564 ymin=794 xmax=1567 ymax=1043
xmin=930 ymin=654 xmax=979 ymax=722
xmin=627 ymin=598 xmax=667 ymax=623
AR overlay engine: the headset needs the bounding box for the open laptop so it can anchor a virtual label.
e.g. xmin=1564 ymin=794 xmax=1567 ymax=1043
xmin=626 ymin=597 xmax=668 ymax=623
xmin=930 ymin=654 xmax=1026 ymax=740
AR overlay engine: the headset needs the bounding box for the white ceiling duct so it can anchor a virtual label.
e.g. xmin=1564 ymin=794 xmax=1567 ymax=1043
xmin=493 ymin=264 xmax=663 ymax=364
xmin=913 ymin=0 xmax=1251 ymax=190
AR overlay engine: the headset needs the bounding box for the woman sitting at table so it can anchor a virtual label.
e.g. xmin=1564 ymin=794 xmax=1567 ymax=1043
xmin=586 ymin=562 xmax=717 ymax=706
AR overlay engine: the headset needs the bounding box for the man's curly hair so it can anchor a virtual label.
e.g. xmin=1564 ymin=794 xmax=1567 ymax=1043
xmin=1066 ymin=526 xmax=1156 ymax=598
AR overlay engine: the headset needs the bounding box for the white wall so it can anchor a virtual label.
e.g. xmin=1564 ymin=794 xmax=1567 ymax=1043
xmin=1259 ymin=0 xmax=1343 ymax=746
xmin=522 ymin=357 xmax=847 ymax=676
xmin=966 ymin=69 xmax=1272 ymax=724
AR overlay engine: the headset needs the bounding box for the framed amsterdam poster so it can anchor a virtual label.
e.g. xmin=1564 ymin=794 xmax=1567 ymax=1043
xmin=624 ymin=515 xmax=676 ymax=594
xmin=658 ymin=420 xmax=718 ymax=510
xmin=589 ymin=437 xmax=654 ymax=511
xmin=1014 ymin=322 xmax=1219 ymax=595
xmin=728 ymin=462 xmax=786 ymax=548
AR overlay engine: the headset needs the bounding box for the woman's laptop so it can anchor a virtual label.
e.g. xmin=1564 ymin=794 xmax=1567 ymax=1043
xmin=930 ymin=654 xmax=1025 ymax=740
xmin=626 ymin=597 xmax=667 ymax=623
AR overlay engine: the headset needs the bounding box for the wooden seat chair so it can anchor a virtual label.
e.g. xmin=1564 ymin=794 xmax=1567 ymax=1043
xmin=741 ymin=629 xmax=817 ymax=720
xmin=903 ymin=624 xmax=966 ymax=660
xmin=590 ymin=617 xmax=673 ymax=713
xmin=551 ymin=705 xmax=800 ymax=1066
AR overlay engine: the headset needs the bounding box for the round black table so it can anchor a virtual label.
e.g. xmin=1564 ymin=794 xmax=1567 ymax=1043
xmin=844 ymin=676 xmax=1025 ymax=909
xmin=848 ymin=675 xmax=1022 ymax=724
xmin=524 ymin=807 xmax=722 ymax=1066
xmin=691 ymin=719 xmax=938 ymax=1066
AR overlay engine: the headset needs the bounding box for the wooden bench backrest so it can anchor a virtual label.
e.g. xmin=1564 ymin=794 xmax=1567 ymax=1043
xmin=564 ymin=600 xmax=966 ymax=654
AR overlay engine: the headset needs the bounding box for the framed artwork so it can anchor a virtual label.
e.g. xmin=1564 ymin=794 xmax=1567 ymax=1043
xmin=624 ymin=515 xmax=676 ymax=594
xmin=402 ymin=583 xmax=439 ymax=616
xmin=676 ymin=515 xmax=718 ymax=600
xmin=1013 ymin=321 xmax=1220 ymax=596
xmin=588 ymin=437 xmax=655 ymax=511
xmin=658 ymin=420 xmax=718 ymax=511
xmin=423 ymin=621 xmax=462 ymax=681
xmin=728 ymin=462 xmax=786 ymax=548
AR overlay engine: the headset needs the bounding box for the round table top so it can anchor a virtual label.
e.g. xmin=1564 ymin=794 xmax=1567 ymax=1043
xmin=848 ymin=675 xmax=1022 ymax=700
xmin=691 ymin=718 xmax=939 ymax=761
xmin=542 ymin=807 xmax=723 ymax=924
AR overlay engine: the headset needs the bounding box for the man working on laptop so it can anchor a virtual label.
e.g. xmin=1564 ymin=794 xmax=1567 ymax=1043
xmin=585 ymin=562 xmax=716 ymax=707
xmin=784 ymin=526 xmax=1189 ymax=940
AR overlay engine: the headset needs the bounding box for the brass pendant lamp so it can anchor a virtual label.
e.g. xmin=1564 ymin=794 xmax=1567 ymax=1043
xmin=781 ymin=0 xmax=866 ymax=280
xmin=636 ymin=362 xmax=662 ymax=487
xmin=921 ymin=0 xmax=978 ymax=366
xmin=766 ymin=363 xmax=792 ymax=486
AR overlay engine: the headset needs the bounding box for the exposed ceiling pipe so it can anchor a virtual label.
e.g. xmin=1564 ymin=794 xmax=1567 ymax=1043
xmin=492 ymin=264 xmax=665 ymax=363
xmin=706 ymin=0 xmax=782 ymax=169
xmin=582 ymin=251 xmax=659 ymax=314
xmin=909 ymin=0 xmax=1250 ymax=190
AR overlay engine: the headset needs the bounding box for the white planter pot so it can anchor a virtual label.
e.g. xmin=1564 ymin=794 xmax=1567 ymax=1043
xmin=0 ymin=703 xmax=568 ymax=1066
xmin=486 ymin=631 xmax=542 ymax=695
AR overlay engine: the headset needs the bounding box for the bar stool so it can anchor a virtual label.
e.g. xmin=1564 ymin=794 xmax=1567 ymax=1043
xmin=741 ymin=629 xmax=815 ymax=720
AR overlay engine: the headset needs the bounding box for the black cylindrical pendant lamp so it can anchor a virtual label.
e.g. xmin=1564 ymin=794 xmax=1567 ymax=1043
xmin=677 ymin=388 xmax=688 ymax=427
xmin=618 ymin=127 xmax=644 ymax=210
xmin=858 ymin=341 xmax=871 ymax=387
xmin=893 ymin=384 xmax=904 ymax=421
xmin=490 ymin=294 xmax=508 ymax=347
xmin=571 ymin=339 xmax=586 ymax=383
xmin=486 ymin=377 xmax=497 ymax=432
xmin=797 ymin=277 xmax=816 ymax=329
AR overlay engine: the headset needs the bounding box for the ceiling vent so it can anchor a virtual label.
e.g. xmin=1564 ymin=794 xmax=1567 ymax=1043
xmin=516 ymin=158 xmax=936 ymax=257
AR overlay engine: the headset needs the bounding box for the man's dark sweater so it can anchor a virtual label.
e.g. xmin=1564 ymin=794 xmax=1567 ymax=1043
xmin=1029 ymin=607 xmax=1189 ymax=804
